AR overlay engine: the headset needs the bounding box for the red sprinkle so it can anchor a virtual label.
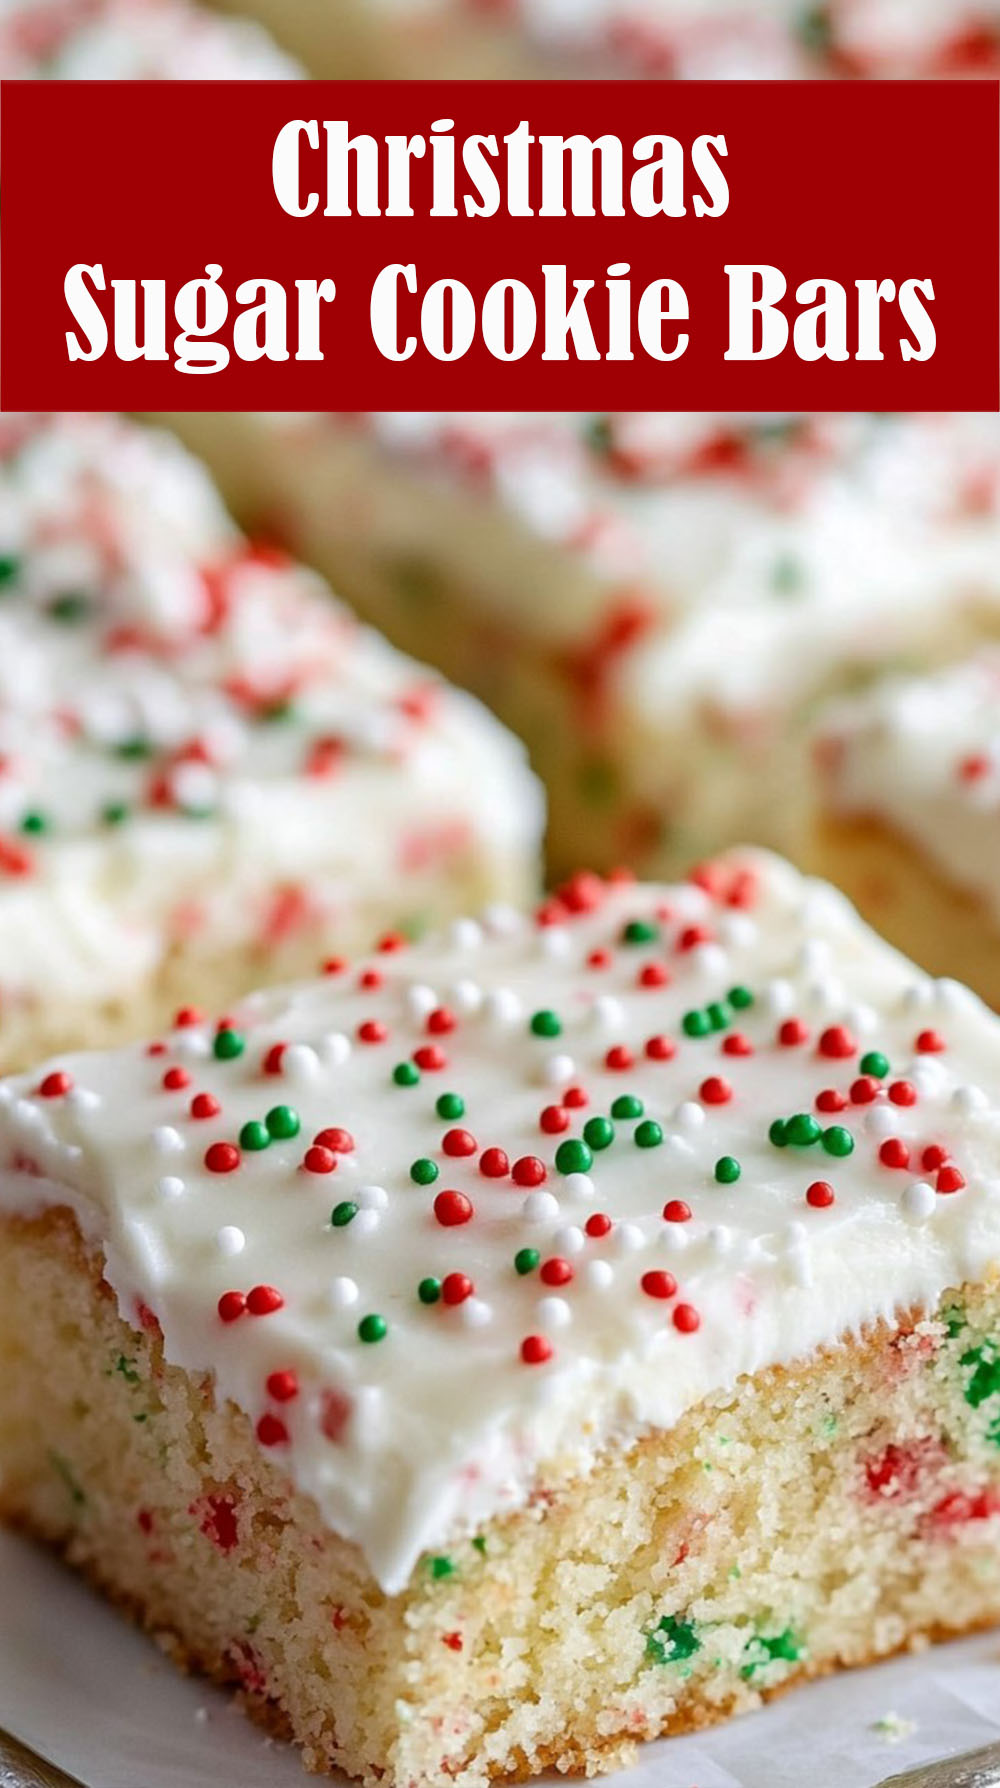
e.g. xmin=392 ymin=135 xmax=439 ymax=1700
xmin=413 ymin=1045 xmax=447 ymax=1072
xmin=479 ymin=1147 xmax=510 ymax=1179
xmin=585 ymin=1212 xmax=612 ymax=1238
xmin=850 ymin=1076 xmax=879 ymax=1105
xmin=806 ymin=1180 xmax=836 ymax=1209
xmin=937 ymin=1165 xmax=966 ymax=1195
xmin=266 ymin=1370 xmax=299 ymax=1402
xmin=922 ymin=1144 xmax=949 ymax=1171
xmin=303 ymin=1145 xmax=336 ymax=1175
xmin=663 ymin=1200 xmax=692 ymax=1223
xmin=673 ymin=1303 xmax=701 ymax=1333
xmin=520 ymin=1335 xmax=553 ymax=1365
xmin=162 ymin=1066 xmax=190 ymax=1091
xmin=888 ymin=1080 xmax=917 ymax=1106
xmin=442 ymin=1272 xmax=474 ymax=1305
xmin=819 ymin=1025 xmax=856 ymax=1059
xmin=218 ymin=1291 xmax=246 ymax=1323
xmin=256 ymin=1413 xmax=289 ymax=1447
xmin=357 ymin=1020 xmax=388 ymax=1045
xmin=879 ymin=1138 xmax=910 ymax=1170
xmin=563 ymin=1086 xmax=589 ymax=1109
xmin=645 ymin=1035 xmax=676 ymax=1062
xmin=778 ymin=1019 xmax=809 ymax=1048
xmin=359 ymin=969 xmax=382 ymax=991
xmin=174 ymin=1006 xmax=203 ymax=1028
xmin=700 ymin=1076 xmax=732 ymax=1106
xmin=722 ymin=1033 xmax=754 ymax=1057
xmin=916 ymin=1029 xmax=946 ymax=1054
xmin=678 ymin=924 xmax=711 ymax=952
xmin=540 ymin=1257 xmax=573 ymax=1286
xmin=434 ymin=1190 xmax=474 ymax=1227
xmin=377 ymin=931 xmax=407 ymax=954
xmin=540 ymin=1105 xmax=570 ymax=1135
xmin=442 ymin=1128 xmax=478 ymax=1157
xmin=205 ymin=1141 xmax=241 ymax=1174
xmin=587 ymin=948 xmax=612 ymax=970
xmin=247 ymin=1284 xmax=284 ymax=1316
xmin=641 ymin=1270 xmax=677 ymax=1299
xmin=314 ymin=1127 xmax=355 ymax=1154
xmin=605 ymin=1044 xmax=634 ymax=1072
xmin=38 ymin=1070 xmax=73 ymax=1098
xmin=816 ymin=1088 xmax=847 ymax=1113
xmin=191 ymin=1092 xmax=221 ymax=1120
xmin=427 ymin=1006 xmax=456 ymax=1035
xmin=512 ymin=1155 xmax=546 ymax=1187
xmin=322 ymin=957 xmax=346 ymax=977
xmin=638 ymin=962 xmax=670 ymax=989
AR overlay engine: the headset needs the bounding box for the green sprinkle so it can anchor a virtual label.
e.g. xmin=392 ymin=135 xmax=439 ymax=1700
xmin=646 ymin=1615 xmax=701 ymax=1667
xmin=430 ymin=1555 xmax=455 ymax=1580
xmin=515 ymin=1247 xmax=540 ymax=1276
xmin=741 ymin=1628 xmax=804 ymax=1679
xmin=101 ymin=800 xmax=130 ymax=827
xmin=436 ymin=1092 xmax=465 ymax=1120
xmin=358 ymin=1313 xmax=387 ymax=1343
xmin=860 ymin=1050 xmax=889 ymax=1079
xmin=611 ymin=1094 xmax=644 ymax=1120
xmin=960 ymin=1342 xmax=1000 ymax=1409
xmin=48 ymin=1450 xmax=85 ymax=1507
xmin=471 ymin=1535 xmax=487 ymax=1555
xmin=49 ymin=592 xmax=91 ymax=623
xmin=822 ymin=1125 xmax=855 ymax=1158
xmin=332 ymin=1201 xmax=358 ymax=1228
xmin=785 ymin=1112 xmax=822 ymax=1147
xmin=19 ymin=811 xmax=48 ymax=835
xmin=728 ymin=985 xmax=754 ymax=1009
xmin=583 ymin=1116 xmax=615 ymax=1151
xmin=555 ymin=1138 xmax=593 ymax=1175
xmin=635 ymin=1120 xmax=664 ymax=1149
xmin=0 ymin=554 xmax=22 ymax=587
xmin=622 ymin=918 xmax=659 ymax=946
xmin=239 ymin=1120 xmax=271 ymax=1152
xmin=213 ymin=1028 xmax=245 ymax=1061
xmin=530 ymin=1009 xmax=562 ymax=1039
xmin=114 ymin=735 xmax=153 ymax=760
xmin=113 ymin=1354 xmax=140 ymax=1384
xmin=261 ymin=697 xmax=296 ymax=723
xmin=706 ymin=1001 xmax=731 ymax=1032
xmin=769 ymin=1118 xmax=789 ymax=1148
xmin=587 ymin=415 xmax=613 ymax=455
xmin=266 ymin=1104 xmax=300 ymax=1139
xmin=682 ymin=1009 xmax=711 ymax=1039
xmin=796 ymin=3 xmax=833 ymax=54
xmin=771 ymin=553 xmax=805 ymax=596
xmin=411 ymin=1157 xmax=439 ymax=1186
xmin=393 ymin=1061 xmax=420 ymax=1087
xmin=418 ymin=1277 xmax=442 ymax=1305
xmin=715 ymin=1155 xmax=741 ymax=1184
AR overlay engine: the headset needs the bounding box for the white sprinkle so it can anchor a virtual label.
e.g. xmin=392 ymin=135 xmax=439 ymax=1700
xmin=450 ymin=978 xmax=483 ymax=1016
xmin=563 ymin=1171 xmax=595 ymax=1200
xmin=783 ymin=1221 xmax=807 ymax=1248
xmin=542 ymin=1053 xmax=575 ymax=1087
xmin=718 ymin=913 xmax=757 ymax=951
xmin=845 ymin=1001 xmax=878 ymax=1036
xmin=485 ymin=987 xmax=522 ymax=1026
xmin=321 ymin=1032 xmax=351 ymax=1066
xmin=540 ymin=926 xmax=571 ymax=961
xmin=282 ymin=1044 xmax=320 ymax=1083
xmin=216 ymin=1225 xmax=246 ymax=1256
xmin=691 ymin=943 xmax=727 ymax=981
xmin=66 ymin=1086 xmax=102 ymax=1114
xmin=663 ymin=1134 xmax=694 ymax=1162
xmin=591 ymin=995 xmax=625 ymax=1030
xmin=537 ymin=1295 xmax=572 ymax=1330
xmin=173 ymin=1029 xmax=210 ymax=1059
xmin=865 ymin=1105 xmax=897 ymax=1139
xmin=952 ymin=1083 xmax=988 ymax=1114
xmin=806 ymin=976 xmax=843 ymax=1010
xmin=552 ymin=1224 xmax=585 ymax=1255
xmin=785 ymin=1246 xmax=812 ymax=1288
xmin=406 ymin=984 xmax=438 ymax=1021
xmin=461 ymin=1298 xmax=493 ymax=1329
xmin=761 ymin=978 xmax=795 ymax=1018
xmin=152 ymin=1125 xmax=185 ymax=1155
xmin=902 ymin=1181 xmax=937 ymax=1221
xmin=482 ymin=902 xmax=524 ymax=938
xmin=329 ymin=1276 xmax=359 ymax=1308
xmin=796 ymin=938 xmax=831 ymax=975
xmin=898 ymin=980 xmax=933 ymax=1014
xmin=584 ymin=1258 xmax=614 ymax=1290
xmin=523 ymin=1190 xmax=560 ymax=1222
xmin=613 ymin=1221 xmax=645 ymax=1254
xmin=449 ymin=918 xmax=483 ymax=952
xmin=936 ymin=977 xmax=976 ymax=1013
xmin=909 ymin=1058 xmax=946 ymax=1097
xmin=351 ymin=1209 xmax=381 ymax=1238
xmin=672 ymin=1100 xmax=705 ymax=1132
xmin=706 ymin=1225 xmax=732 ymax=1256
xmin=156 ymin=1175 xmax=185 ymax=1200
xmin=356 ymin=1184 xmax=389 ymax=1210
xmin=659 ymin=1224 xmax=689 ymax=1255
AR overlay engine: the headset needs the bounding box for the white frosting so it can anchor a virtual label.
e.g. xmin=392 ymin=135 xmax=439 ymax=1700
xmin=0 ymin=0 xmax=299 ymax=77
xmin=818 ymin=652 xmax=1000 ymax=925
xmin=0 ymin=415 xmax=541 ymax=1023
xmin=5 ymin=848 xmax=1000 ymax=1592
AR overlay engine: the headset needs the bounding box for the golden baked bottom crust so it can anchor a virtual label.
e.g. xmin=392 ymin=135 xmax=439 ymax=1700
xmin=4 ymin=1208 xmax=1000 ymax=1785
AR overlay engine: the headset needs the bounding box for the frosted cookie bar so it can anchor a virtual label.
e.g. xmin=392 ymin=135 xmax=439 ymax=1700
xmin=0 ymin=0 xmax=299 ymax=77
xmin=206 ymin=0 xmax=1000 ymax=79
xmin=3 ymin=849 xmax=1000 ymax=1784
xmin=0 ymin=416 xmax=541 ymax=1068
xmin=811 ymin=653 xmax=1000 ymax=1008
xmin=171 ymin=409 xmax=1000 ymax=877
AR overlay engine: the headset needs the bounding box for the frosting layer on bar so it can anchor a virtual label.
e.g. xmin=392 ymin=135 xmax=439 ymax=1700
xmin=3 ymin=850 xmax=1000 ymax=1590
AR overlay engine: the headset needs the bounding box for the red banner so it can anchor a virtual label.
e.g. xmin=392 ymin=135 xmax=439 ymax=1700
xmin=2 ymin=78 xmax=997 ymax=410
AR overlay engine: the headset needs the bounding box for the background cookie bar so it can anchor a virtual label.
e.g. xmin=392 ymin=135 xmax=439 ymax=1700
xmin=0 ymin=0 xmax=300 ymax=76
xmin=3 ymin=850 xmax=1000 ymax=1783
xmin=0 ymin=415 xmax=542 ymax=1068
xmin=168 ymin=409 xmax=1000 ymax=877
xmin=810 ymin=653 xmax=1000 ymax=1008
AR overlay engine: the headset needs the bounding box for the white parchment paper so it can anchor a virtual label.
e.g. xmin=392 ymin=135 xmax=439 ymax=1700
xmin=2 ymin=1528 xmax=999 ymax=1788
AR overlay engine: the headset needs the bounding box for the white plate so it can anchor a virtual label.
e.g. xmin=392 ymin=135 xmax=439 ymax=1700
xmin=2 ymin=1528 xmax=1000 ymax=1788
